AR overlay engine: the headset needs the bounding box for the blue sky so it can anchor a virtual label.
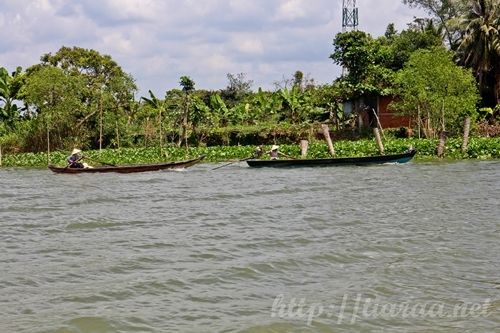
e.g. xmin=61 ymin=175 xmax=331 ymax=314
xmin=0 ymin=0 xmax=426 ymax=97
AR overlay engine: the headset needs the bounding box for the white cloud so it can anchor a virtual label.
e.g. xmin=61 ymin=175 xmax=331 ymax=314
xmin=0 ymin=0 xmax=428 ymax=96
xmin=104 ymin=0 xmax=158 ymax=18
xmin=231 ymin=35 xmax=265 ymax=55
xmin=275 ymin=0 xmax=308 ymax=21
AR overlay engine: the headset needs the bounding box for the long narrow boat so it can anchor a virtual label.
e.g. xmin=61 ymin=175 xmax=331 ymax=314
xmin=48 ymin=155 xmax=205 ymax=174
xmin=246 ymin=149 xmax=416 ymax=168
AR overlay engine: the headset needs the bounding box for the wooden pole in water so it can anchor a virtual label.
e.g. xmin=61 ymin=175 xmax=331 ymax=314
xmin=373 ymin=127 xmax=385 ymax=155
xmin=300 ymin=139 xmax=309 ymax=158
xmin=462 ymin=116 xmax=471 ymax=153
xmin=321 ymin=124 xmax=335 ymax=156
xmin=371 ymin=107 xmax=385 ymax=140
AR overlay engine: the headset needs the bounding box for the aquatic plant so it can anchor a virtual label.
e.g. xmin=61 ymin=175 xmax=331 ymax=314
xmin=1 ymin=137 xmax=498 ymax=167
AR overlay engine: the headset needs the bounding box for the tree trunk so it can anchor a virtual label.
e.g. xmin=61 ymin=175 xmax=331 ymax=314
xmin=76 ymin=110 xmax=98 ymax=128
xmin=115 ymin=119 xmax=120 ymax=149
xmin=437 ymin=98 xmax=447 ymax=158
xmin=46 ymin=120 xmax=51 ymax=166
xmin=99 ymin=97 xmax=103 ymax=152
xmin=425 ymin=110 xmax=432 ymax=138
xmin=321 ymin=124 xmax=335 ymax=156
xmin=357 ymin=114 xmax=364 ymax=133
xmin=417 ymin=105 xmax=421 ymax=139
xmin=180 ymin=95 xmax=189 ymax=148
xmin=461 ymin=116 xmax=471 ymax=154
xmin=144 ymin=117 xmax=149 ymax=147
xmin=159 ymin=107 xmax=163 ymax=154
xmin=437 ymin=131 xmax=447 ymax=158
xmin=182 ymin=111 xmax=188 ymax=149
xmin=373 ymin=127 xmax=385 ymax=155
xmin=0 ymin=144 xmax=3 ymax=167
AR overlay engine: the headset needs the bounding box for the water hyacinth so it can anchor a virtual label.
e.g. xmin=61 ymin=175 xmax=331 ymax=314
xmin=0 ymin=138 xmax=498 ymax=168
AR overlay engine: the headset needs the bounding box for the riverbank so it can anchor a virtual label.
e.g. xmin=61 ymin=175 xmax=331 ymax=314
xmin=0 ymin=137 xmax=498 ymax=168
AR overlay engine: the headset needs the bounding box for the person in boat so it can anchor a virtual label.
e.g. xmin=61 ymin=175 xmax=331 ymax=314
xmin=269 ymin=145 xmax=280 ymax=160
xmin=253 ymin=145 xmax=264 ymax=158
xmin=267 ymin=145 xmax=295 ymax=160
xmin=67 ymin=148 xmax=93 ymax=168
xmin=67 ymin=148 xmax=84 ymax=168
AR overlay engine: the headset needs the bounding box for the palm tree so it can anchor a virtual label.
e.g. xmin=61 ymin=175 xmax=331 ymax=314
xmin=457 ymin=0 xmax=500 ymax=106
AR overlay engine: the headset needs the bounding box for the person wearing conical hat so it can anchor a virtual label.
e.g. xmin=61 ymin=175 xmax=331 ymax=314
xmin=269 ymin=145 xmax=279 ymax=160
xmin=67 ymin=148 xmax=84 ymax=168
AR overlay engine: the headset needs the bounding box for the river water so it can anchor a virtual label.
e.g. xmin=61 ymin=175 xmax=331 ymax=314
xmin=1 ymin=160 xmax=499 ymax=332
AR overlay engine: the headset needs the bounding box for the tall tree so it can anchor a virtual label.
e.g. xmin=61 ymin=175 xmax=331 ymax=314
xmin=221 ymin=73 xmax=253 ymax=107
xmin=402 ymin=0 xmax=468 ymax=49
xmin=20 ymin=66 xmax=85 ymax=151
xmin=457 ymin=0 xmax=500 ymax=106
xmin=179 ymin=76 xmax=195 ymax=147
xmin=385 ymin=23 xmax=398 ymax=40
xmin=293 ymin=71 xmax=304 ymax=91
xmin=380 ymin=20 xmax=443 ymax=70
xmin=31 ymin=46 xmax=137 ymax=148
xmin=331 ymin=31 xmax=376 ymax=85
xmin=330 ymin=31 xmax=398 ymax=100
xmin=392 ymin=47 xmax=479 ymax=140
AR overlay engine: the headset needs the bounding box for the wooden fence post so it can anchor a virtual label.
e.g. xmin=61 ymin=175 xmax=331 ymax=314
xmin=321 ymin=124 xmax=335 ymax=156
xmin=300 ymin=140 xmax=309 ymax=158
xmin=373 ymin=127 xmax=385 ymax=155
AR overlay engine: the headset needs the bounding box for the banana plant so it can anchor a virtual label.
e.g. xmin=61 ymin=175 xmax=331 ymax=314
xmin=141 ymin=90 xmax=166 ymax=152
xmin=0 ymin=67 xmax=22 ymax=129
xmin=210 ymin=93 xmax=230 ymax=126
xmin=251 ymin=88 xmax=282 ymax=122
xmin=279 ymin=86 xmax=309 ymax=123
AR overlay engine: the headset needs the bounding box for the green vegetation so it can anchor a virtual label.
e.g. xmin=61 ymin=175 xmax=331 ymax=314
xmin=0 ymin=1 xmax=499 ymax=165
xmin=1 ymin=137 xmax=498 ymax=168
xmin=393 ymin=47 xmax=479 ymax=137
xmin=404 ymin=0 xmax=500 ymax=107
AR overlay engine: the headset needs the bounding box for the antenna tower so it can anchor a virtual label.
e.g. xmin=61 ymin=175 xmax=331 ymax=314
xmin=342 ymin=0 xmax=359 ymax=32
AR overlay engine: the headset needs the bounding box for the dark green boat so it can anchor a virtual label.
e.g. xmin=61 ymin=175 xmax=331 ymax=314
xmin=246 ymin=149 xmax=416 ymax=168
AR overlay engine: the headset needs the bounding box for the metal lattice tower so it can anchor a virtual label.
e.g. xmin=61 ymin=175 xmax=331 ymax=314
xmin=342 ymin=0 xmax=359 ymax=32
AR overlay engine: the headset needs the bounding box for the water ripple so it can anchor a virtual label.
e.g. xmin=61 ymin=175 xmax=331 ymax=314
xmin=0 ymin=161 xmax=499 ymax=332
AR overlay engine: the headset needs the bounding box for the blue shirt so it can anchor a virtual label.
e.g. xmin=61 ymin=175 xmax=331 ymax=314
xmin=67 ymin=155 xmax=79 ymax=165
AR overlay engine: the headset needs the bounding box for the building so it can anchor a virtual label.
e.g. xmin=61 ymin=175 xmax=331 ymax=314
xmin=344 ymin=95 xmax=411 ymax=130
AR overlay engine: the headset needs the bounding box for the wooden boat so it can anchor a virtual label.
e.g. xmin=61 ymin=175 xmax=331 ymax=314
xmin=48 ymin=155 xmax=205 ymax=174
xmin=246 ymin=149 xmax=416 ymax=168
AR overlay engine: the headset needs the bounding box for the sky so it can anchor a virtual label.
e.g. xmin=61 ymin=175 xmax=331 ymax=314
xmin=0 ymin=0 xmax=427 ymax=97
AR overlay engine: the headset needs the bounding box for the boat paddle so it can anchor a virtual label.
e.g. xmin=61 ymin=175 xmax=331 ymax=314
xmin=65 ymin=156 xmax=84 ymax=169
xmin=277 ymin=152 xmax=297 ymax=159
xmin=212 ymin=155 xmax=255 ymax=170
xmin=83 ymin=156 xmax=117 ymax=167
